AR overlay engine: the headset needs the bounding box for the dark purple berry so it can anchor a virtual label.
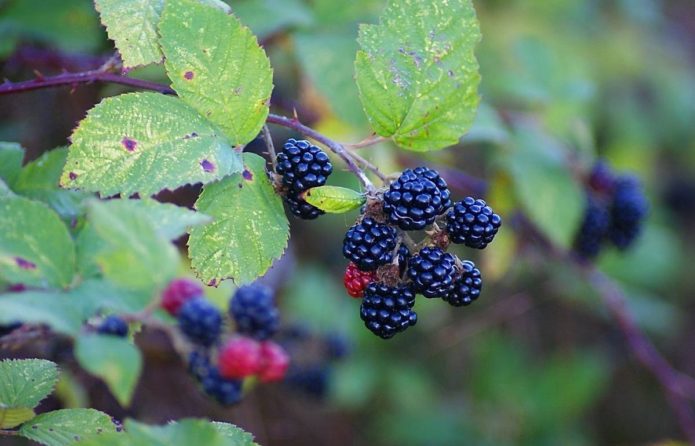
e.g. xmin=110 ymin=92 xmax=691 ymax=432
xmin=97 ymin=315 xmax=129 ymax=337
xmin=178 ymin=298 xmax=223 ymax=347
xmin=443 ymin=260 xmax=482 ymax=307
xmin=360 ymin=283 xmax=417 ymax=339
xmin=230 ymin=283 xmax=279 ymax=341
xmin=446 ymin=197 xmax=501 ymax=249
xmin=574 ymin=194 xmax=610 ymax=259
xmin=412 ymin=166 xmax=451 ymax=209
xmin=201 ymin=367 xmax=244 ymax=405
xmin=383 ymin=168 xmax=447 ymax=230
xmin=285 ymin=192 xmax=324 ymax=220
xmin=407 ymin=247 xmax=457 ymax=298
xmin=276 ymin=138 xmax=333 ymax=193
xmin=608 ymin=176 xmax=648 ymax=250
xmin=343 ymin=218 xmax=398 ymax=271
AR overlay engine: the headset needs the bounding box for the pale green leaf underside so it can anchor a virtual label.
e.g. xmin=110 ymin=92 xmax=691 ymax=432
xmin=0 ymin=407 xmax=35 ymax=428
xmin=160 ymin=0 xmax=273 ymax=146
xmin=302 ymin=185 xmax=365 ymax=213
xmin=0 ymin=359 xmax=58 ymax=409
xmin=19 ymin=408 xmax=117 ymax=446
xmin=95 ymin=0 xmax=164 ymax=68
xmin=0 ymin=195 xmax=75 ymax=288
xmin=188 ymin=153 xmax=288 ymax=286
xmin=355 ymin=0 xmax=481 ymax=151
xmin=74 ymin=335 xmax=143 ymax=407
xmin=61 ymin=92 xmax=242 ymax=197
xmin=87 ymin=199 xmax=180 ymax=292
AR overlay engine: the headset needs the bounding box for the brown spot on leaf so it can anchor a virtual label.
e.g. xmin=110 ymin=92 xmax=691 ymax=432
xmin=69 ymin=172 xmax=78 ymax=180
xmin=207 ymin=279 xmax=217 ymax=287
xmin=15 ymin=257 xmax=36 ymax=270
xmin=184 ymin=71 xmax=194 ymax=80
xmin=242 ymin=170 xmax=253 ymax=181
xmin=121 ymin=137 xmax=137 ymax=152
xmin=184 ymin=132 xmax=199 ymax=139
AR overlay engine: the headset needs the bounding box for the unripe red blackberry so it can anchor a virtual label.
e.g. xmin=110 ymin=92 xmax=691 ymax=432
xmin=258 ymin=341 xmax=290 ymax=382
xmin=343 ymin=262 xmax=377 ymax=298
xmin=218 ymin=337 xmax=263 ymax=379
xmin=161 ymin=278 xmax=204 ymax=316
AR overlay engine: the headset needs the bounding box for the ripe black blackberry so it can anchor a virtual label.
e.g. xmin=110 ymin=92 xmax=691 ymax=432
xmin=446 ymin=197 xmax=501 ymax=249
xmin=230 ymin=283 xmax=279 ymax=341
xmin=609 ymin=176 xmax=648 ymax=249
xmin=285 ymin=192 xmax=324 ymax=220
xmin=201 ymin=367 xmax=243 ymax=405
xmin=574 ymin=195 xmax=610 ymax=259
xmin=97 ymin=315 xmax=129 ymax=337
xmin=178 ymin=297 xmax=223 ymax=347
xmin=187 ymin=350 xmax=212 ymax=381
xmin=412 ymin=166 xmax=452 ymax=209
xmin=276 ymin=138 xmax=333 ymax=193
xmin=284 ymin=365 xmax=330 ymax=399
xmin=360 ymin=283 xmax=417 ymax=339
xmin=443 ymin=260 xmax=482 ymax=307
xmin=383 ymin=168 xmax=447 ymax=230
xmin=343 ymin=217 xmax=398 ymax=271
xmin=407 ymin=246 xmax=457 ymax=298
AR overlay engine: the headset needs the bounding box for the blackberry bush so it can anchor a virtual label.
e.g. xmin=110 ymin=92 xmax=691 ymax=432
xmin=443 ymin=260 xmax=482 ymax=307
xmin=446 ymin=197 xmax=502 ymax=249
xmin=407 ymin=246 xmax=458 ymax=298
xmin=343 ymin=217 xmax=398 ymax=271
xmin=230 ymin=283 xmax=280 ymax=341
xmin=383 ymin=168 xmax=447 ymax=230
xmin=360 ymin=283 xmax=417 ymax=339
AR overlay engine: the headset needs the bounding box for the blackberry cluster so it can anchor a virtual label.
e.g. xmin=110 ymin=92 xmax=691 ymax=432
xmin=341 ymin=166 xmax=502 ymax=339
xmin=275 ymin=138 xmax=333 ymax=220
xmin=230 ymin=283 xmax=280 ymax=341
xmin=176 ymin=281 xmax=290 ymax=406
xmin=573 ymin=162 xmax=648 ymax=259
xmin=343 ymin=217 xmax=398 ymax=271
xmin=446 ymin=197 xmax=502 ymax=249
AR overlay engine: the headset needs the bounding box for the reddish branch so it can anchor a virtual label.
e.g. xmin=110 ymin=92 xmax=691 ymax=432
xmin=1 ymin=64 xmax=694 ymax=442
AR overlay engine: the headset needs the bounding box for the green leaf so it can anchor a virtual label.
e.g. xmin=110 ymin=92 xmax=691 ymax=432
xmin=0 ymin=142 xmax=24 ymax=186
xmin=61 ymin=92 xmax=242 ymax=197
xmin=160 ymin=0 xmax=273 ymax=146
xmin=19 ymin=408 xmax=117 ymax=446
xmin=13 ymin=148 xmax=89 ymax=220
xmin=355 ymin=0 xmax=481 ymax=151
xmin=0 ymin=407 xmax=35 ymax=428
xmin=74 ymin=335 xmax=142 ymax=407
xmin=110 ymin=199 xmax=212 ymax=240
xmin=302 ymin=186 xmax=365 ymax=213
xmin=86 ymin=199 xmax=180 ymax=292
xmin=211 ymin=422 xmax=259 ymax=445
xmin=188 ymin=153 xmax=288 ymax=285
xmin=506 ymin=127 xmax=583 ymax=249
xmin=0 ymin=195 xmax=75 ymax=288
xmin=95 ymin=0 xmax=164 ymax=68
xmin=0 ymin=359 xmax=59 ymax=409
xmin=233 ymin=0 xmax=313 ymax=40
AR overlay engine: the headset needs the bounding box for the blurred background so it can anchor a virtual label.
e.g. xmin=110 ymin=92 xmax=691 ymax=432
xmin=1 ymin=0 xmax=695 ymax=444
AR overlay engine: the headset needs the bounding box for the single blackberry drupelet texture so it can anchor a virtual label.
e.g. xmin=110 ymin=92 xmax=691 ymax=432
xmin=343 ymin=262 xmax=377 ymax=298
xmin=285 ymin=192 xmax=324 ymax=220
xmin=276 ymin=138 xmax=333 ymax=193
xmin=97 ymin=315 xmax=129 ymax=337
xmin=230 ymin=283 xmax=280 ymax=341
xmin=178 ymin=298 xmax=223 ymax=347
xmin=412 ymin=166 xmax=452 ymax=209
xmin=343 ymin=218 xmax=398 ymax=271
xmin=407 ymin=247 xmax=457 ymax=298
xmin=201 ymin=367 xmax=244 ymax=405
xmin=443 ymin=260 xmax=482 ymax=307
xmin=360 ymin=283 xmax=417 ymax=339
xmin=383 ymin=168 xmax=447 ymax=230
xmin=574 ymin=195 xmax=610 ymax=259
xmin=446 ymin=197 xmax=502 ymax=249
xmin=609 ymin=176 xmax=648 ymax=249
